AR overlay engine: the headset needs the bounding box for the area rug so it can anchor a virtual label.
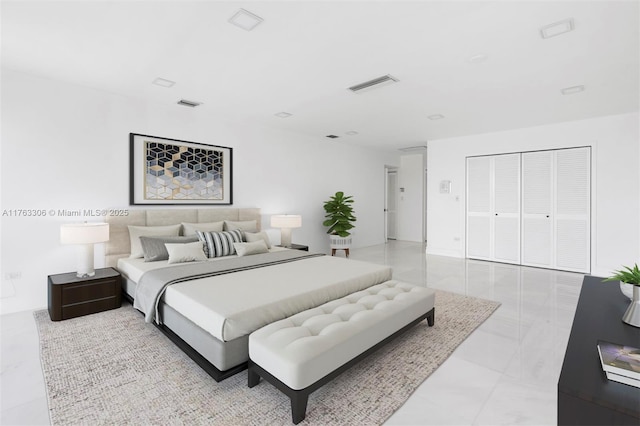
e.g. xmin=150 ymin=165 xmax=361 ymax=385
xmin=35 ymin=290 xmax=499 ymax=425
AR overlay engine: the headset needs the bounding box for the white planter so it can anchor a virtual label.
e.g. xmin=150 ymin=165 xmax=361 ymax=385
xmin=329 ymin=235 xmax=352 ymax=249
xmin=621 ymin=282 xmax=635 ymax=300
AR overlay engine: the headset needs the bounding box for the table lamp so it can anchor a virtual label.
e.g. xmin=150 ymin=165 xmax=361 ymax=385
xmin=60 ymin=222 xmax=110 ymax=277
xmin=270 ymin=215 xmax=302 ymax=248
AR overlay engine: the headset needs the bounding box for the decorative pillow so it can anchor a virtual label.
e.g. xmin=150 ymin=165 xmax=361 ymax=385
xmin=165 ymin=241 xmax=207 ymax=264
xmin=244 ymin=231 xmax=272 ymax=249
xmin=234 ymin=240 xmax=269 ymax=257
xmin=223 ymin=220 xmax=258 ymax=233
xmin=196 ymin=230 xmax=243 ymax=258
xmin=181 ymin=221 xmax=224 ymax=236
xmin=128 ymin=224 xmax=181 ymax=258
xmin=140 ymin=235 xmax=199 ymax=262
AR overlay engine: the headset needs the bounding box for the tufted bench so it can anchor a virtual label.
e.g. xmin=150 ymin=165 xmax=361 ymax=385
xmin=247 ymin=280 xmax=435 ymax=424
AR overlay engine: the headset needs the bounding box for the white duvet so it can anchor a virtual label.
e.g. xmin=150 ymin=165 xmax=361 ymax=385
xmin=118 ymin=254 xmax=392 ymax=341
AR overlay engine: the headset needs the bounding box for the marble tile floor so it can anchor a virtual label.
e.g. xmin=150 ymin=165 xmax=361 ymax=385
xmin=0 ymin=241 xmax=584 ymax=425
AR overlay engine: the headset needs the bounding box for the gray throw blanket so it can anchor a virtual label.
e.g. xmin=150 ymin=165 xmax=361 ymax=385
xmin=133 ymin=250 xmax=324 ymax=324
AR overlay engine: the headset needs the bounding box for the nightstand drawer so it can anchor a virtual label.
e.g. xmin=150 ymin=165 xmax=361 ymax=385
xmin=61 ymin=296 xmax=120 ymax=319
xmin=48 ymin=267 xmax=122 ymax=321
xmin=61 ymin=279 xmax=118 ymax=305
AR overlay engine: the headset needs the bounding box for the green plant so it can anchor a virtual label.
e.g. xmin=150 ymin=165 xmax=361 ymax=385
xmin=322 ymin=191 xmax=356 ymax=237
xmin=603 ymin=263 xmax=640 ymax=286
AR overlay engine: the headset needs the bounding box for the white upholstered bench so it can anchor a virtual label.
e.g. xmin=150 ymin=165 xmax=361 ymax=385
xmin=247 ymin=280 xmax=436 ymax=424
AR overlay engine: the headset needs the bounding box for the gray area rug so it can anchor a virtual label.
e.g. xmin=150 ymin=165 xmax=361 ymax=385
xmin=35 ymin=290 xmax=499 ymax=425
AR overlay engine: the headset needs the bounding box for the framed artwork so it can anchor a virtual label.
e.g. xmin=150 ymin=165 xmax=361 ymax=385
xmin=130 ymin=133 xmax=233 ymax=205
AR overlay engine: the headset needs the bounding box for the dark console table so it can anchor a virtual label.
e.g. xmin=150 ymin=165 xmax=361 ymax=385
xmin=558 ymin=275 xmax=640 ymax=425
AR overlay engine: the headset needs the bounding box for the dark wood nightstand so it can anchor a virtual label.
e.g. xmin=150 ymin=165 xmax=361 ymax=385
xmin=277 ymin=244 xmax=309 ymax=251
xmin=48 ymin=267 xmax=122 ymax=321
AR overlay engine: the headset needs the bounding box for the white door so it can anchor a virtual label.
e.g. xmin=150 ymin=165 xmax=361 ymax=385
xmin=521 ymin=148 xmax=590 ymax=273
xmin=554 ymin=147 xmax=590 ymax=272
xmin=467 ymin=154 xmax=520 ymax=264
xmin=466 ymin=156 xmax=492 ymax=259
xmin=522 ymin=151 xmax=554 ymax=268
xmin=493 ymin=153 xmax=521 ymax=264
xmin=386 ymin=170 xmax=398 ymax=240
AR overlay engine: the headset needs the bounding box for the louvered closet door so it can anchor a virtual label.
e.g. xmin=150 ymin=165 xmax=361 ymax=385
xmin=555 ymin=147 xmax=590 ymax=272
xmin=522 ymin=151 xmax=553 ymax=268
xmin=466 ymin=156 xmax=491 ymax=260
xmin=522 ymin=148 xmax=591 ymax=273
xmin=493 ymin=154 xmax=521 ymax=264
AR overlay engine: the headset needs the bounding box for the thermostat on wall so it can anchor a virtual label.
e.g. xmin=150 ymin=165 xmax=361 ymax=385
xmin=439 ymin=180 xmax=451 ymax=194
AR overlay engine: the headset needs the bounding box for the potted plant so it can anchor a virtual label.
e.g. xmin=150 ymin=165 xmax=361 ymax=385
xmin=323 ymin=191 xmax=356 ymax=256
xmin=604 ymin=264 xmax=640 ymax=327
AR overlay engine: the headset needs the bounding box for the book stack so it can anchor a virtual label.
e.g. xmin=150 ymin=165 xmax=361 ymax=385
xmin=597 ymin=340 xmax=640 ymax=388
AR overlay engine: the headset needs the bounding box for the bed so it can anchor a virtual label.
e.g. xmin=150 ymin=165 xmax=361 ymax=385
xmin=105 ymin=208 xmax=393 ymax=381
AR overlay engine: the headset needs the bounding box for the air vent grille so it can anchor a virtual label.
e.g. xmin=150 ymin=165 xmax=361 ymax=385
xmin=348 ymin=74 xmax=399 ymax=93
xmin=177 ymin=99 xmax=202 ymax=107
xmin=399 ymin=145 xmax=427 ymax=152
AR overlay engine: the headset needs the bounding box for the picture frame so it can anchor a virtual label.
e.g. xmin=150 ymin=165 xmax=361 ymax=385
xmin=130 ymin=133 xmax=233 ymax=205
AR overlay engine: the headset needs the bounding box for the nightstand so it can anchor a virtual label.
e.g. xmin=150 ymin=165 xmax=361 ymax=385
xmin=48 ymin=267 xmax=122 ymax=321
xmin=278 ymin=244 xmax=309 ymax=251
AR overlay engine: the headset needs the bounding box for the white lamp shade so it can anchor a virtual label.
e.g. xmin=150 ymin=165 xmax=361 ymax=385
xmin=270 ymin=215 xmax=302 ymax=229
xmin=60 ymin=223 xmax=110 ymax=244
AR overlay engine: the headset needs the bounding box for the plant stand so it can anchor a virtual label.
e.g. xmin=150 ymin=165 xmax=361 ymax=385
xmin=330 ymin=235 xmax=352 ymax=258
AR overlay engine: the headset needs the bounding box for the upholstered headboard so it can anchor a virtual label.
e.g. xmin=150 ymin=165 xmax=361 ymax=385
xmin=105 ymin=208 xmax=261 ymax=268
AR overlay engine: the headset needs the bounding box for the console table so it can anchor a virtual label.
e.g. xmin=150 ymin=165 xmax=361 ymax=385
xmin=558 ymin=275 xmax=640 ymax=425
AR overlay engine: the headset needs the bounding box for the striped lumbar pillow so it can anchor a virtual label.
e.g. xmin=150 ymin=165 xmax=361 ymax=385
xmin=196 ymin=230 xmax=243 ymax=258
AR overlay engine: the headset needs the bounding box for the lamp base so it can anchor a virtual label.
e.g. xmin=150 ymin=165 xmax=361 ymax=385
xmin=76 ymin=244 xmax=96 ymax=279
xmin=280 ymin=228 xmax=293 ymax=248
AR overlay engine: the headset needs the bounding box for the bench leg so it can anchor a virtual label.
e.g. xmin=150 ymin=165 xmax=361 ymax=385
xmin=427 ymin=308 xmax=435 ymax=327
xmin=247 ymin=364 xmax=261 ymax=388
xmin=291 ymin=391 xmax=309 ymax=424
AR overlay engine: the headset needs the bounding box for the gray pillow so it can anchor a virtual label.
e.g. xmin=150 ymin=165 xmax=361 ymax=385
xmin=140 ymin=235 xmax=200 ymax=262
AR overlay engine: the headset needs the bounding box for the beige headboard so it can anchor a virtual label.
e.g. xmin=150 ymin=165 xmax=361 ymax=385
xmin=105 ymin=208 xmax=261 ymax=268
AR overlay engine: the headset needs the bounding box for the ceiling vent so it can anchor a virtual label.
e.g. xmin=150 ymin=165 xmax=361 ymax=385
xmin=348 ymin=74 xmax=399 ymax=93
xmin=398 ymin=145 xmax=427 ymax=152
xmin=177 ymin=99 xmax=202 ymax=108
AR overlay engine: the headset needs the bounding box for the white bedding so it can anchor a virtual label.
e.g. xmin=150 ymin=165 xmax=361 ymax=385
xmin=117 ymin=246 xmax=288 ymax=283
xmin=118 ymin=254 xmax=392 ymax=342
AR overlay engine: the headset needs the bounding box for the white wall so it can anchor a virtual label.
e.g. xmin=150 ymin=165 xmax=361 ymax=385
xmin=426 ymin=112 xmax=640 ymax=276
xmin=397 ymin=153 xmax=425 ymax=242
xmin=0 ymin=69 xmax=399 ymax=314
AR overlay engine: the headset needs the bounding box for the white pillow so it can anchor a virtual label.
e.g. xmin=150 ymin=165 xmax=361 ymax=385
xmin=181 ymin=221 xmax=224 ymax=236
xmin=128 ymin=224 xmax=181 ymax=258
xmin=233 ymin=240 xmax=269 ymax=257
xmin=165 ymin=241 xmax=207 ymax=264
xmin=223 ymin=220 xmax=258 ymax=233
xmin=244 ymin=231 xmax=272 ymax=248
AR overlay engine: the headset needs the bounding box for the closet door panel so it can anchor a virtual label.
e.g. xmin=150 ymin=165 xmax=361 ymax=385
xmin=467 ymin=216 xmax=491 ymax=259
xmin=522 ymin=151 xmax=553 ymax=268
xmin=493 ymin=153 xmax=521 ymax=264
xmin=522 ymin=217 xmax=552 ymax=266
xmin=554 ymin=147 xmax=591 ymax=272
xmin=494 ymin=216 xmax=520 ymax=263
xmin=466 ymin=157 xmax=492 ymax=260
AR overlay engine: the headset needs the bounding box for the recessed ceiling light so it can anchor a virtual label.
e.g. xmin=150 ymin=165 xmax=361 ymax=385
xmin=540 ymin=18 xmax=574 ymax=39
xmin=228 ymin=8 xmax=263 ymax=31
xmin=326 ymin=135 xmax=339 ymax=139
xmin=345 ymin=131 xmax=359 ymax=136
xmin=561 ymin=85 xmax=585 ymax=95
xmin=275 ymin=112 xmax=292 ymax=118
xmin=468 ymin=54 xmax=488 ymax=64
xmin=428 ymin=114 xmax=445 ymax=120
xmin=152 ymin=77 xmax=175 ymax=88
